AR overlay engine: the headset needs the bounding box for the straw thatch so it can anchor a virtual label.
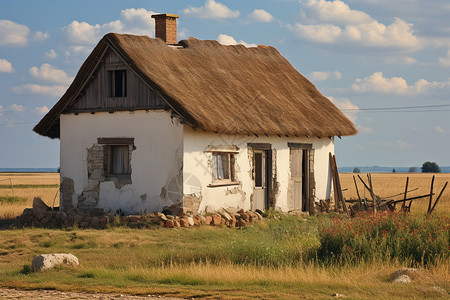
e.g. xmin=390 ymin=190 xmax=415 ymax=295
xmin=34 ymin=33 xmax=357 ymax=138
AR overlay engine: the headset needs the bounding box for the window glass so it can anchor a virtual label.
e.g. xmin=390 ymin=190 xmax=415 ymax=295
xmin=111 ymin=145 xmax=129 ymax=175
xmin=212 ymin=152 xmax=234 ymax=181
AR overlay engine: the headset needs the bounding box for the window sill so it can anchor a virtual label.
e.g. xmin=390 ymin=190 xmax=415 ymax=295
xmin=207 ymin=181 xmax=240 ymax=188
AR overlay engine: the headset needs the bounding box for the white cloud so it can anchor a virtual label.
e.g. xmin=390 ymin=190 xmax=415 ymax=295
xmin=0 ymin=20 xmax=30 ymax=46
xmin=9 ymin=104 xmax=24 ymax=112
xmin=309 ymin=71 xmax=342 ymax=81
xmin=45 ymin=49 xmax=58 ymax=59
xmin=357 ymin=124 xmax=373 ymax=134
xmin=62 ymin=8 xmax=159 ymax=45
xmin=352 ymin=72 xmax=450 ymax=95
xmin=12 ymin=84 xmax=67 ymax=97
xmin=33 ymin=31 xmax=49 ymax=42
xmin=302 ymin=0 xmax=372 ymax=25
xmin=249 ymin=9 xmax=274 ymax=22
xmin=183 ymin=0 xmax=240 ymax=19
xmin=34 ymin=106 xmax=49 ymax=115
xmin=292 ymin=0 xmax=420 ymax=51
xmin=0 ymin=58 xmax=13 ymax=72
xmin=63 ymin=20 xmax=122 ymax=45
xmin=29 ymin=64 xmax=74 ymax=85
xmin=329 ymin=97 xmax=359 ymax=122
xmin=438 ymin=50 xmax=450 ymax=67
xmin=217 ymin=34 xmax=257 ymax=48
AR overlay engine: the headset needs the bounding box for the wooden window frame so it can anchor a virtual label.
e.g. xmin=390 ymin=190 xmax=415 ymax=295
xmin=98 ymin=138 xmax=134 ymax=181
xmin=108 ymin=69 xmax=127 ymax=98
xmin=208 ymin=152 xmax=238 ymax=187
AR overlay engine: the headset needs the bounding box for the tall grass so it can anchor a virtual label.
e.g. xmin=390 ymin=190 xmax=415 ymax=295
xmin=317 ymin=211 xmax=449 ymax=265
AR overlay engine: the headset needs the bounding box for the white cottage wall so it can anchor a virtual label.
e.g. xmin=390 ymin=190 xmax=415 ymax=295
xmin=60 ymin=110 xmax=183 ymax=214
xmin=182 ymin=127 xmax=334 ymax=213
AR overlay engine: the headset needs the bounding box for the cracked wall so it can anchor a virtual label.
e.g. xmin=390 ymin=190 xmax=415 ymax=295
xmin=59 ymin=110 xmax=183 ymax=214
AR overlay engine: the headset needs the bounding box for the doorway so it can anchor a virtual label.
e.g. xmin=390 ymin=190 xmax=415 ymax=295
xmin=289 ymin=144 xmax=312 ymax=212
xmin=253 ymin=149 xmax=269 ymax=211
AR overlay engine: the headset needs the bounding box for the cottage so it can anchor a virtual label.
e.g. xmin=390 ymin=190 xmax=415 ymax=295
xmin=34 ymin=14 xmax=357 ymax=215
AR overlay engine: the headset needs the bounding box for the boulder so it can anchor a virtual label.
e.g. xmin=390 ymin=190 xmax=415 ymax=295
xmin=32 ymin=253 xmax=79 ymax=271
xmin=32 ymin=197 xmax=50 ymax=216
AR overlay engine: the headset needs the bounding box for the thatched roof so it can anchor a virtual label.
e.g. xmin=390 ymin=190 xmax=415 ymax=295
xmin=34 ymin=33 xmax=357 ymax=138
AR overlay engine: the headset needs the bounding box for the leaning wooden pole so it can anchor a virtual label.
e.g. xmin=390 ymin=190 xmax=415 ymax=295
xmin=353 ymin=175 xmax=361 ymax=202
xmin=427 ymin=175 xmax=435 ymax=213
xmin=333 ymin=155 xmax=348 ymax=214
xmin=429 ymin=182 xmax=447 ymax=214
xmin=401 ymin=177 xmax=409 ymax=211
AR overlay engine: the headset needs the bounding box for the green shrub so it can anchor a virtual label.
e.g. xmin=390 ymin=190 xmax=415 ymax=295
xmin=317 ymin=211 xmax=449 ymax=265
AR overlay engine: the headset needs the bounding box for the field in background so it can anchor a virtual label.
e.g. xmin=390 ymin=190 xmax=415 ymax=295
xmin=340 ymin=173 xmax=450 ymax=214
xmin=0 ymin=173 xmax=59 ymax=219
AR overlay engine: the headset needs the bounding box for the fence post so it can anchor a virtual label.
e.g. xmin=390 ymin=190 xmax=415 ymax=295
xmin=9 ymin=178 xmax=14 ymax=197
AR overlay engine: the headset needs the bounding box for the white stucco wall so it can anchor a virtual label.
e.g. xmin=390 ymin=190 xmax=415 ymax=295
xmin=60 ymin=110 xmax=183 ymax=214
xmin=183 ymin=127 xmax=334 ymax=213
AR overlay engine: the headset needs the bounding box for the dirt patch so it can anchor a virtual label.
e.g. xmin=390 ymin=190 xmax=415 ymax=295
xmin=0 ymin=288 xmax=184 ymax=299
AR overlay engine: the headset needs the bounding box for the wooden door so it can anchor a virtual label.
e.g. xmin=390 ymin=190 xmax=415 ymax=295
xmin=290 ymin=149 xmax=302 ymax=210
xmin=253 ymin=150 xmax=268 ymax=211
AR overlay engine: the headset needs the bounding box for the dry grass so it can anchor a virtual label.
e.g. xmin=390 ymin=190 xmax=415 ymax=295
xmin=340 ymin=173 xmax=450 ymax=215
xmin=0 ymin=173 xmax=59 ymax=219
xmin=0 ymin=228 xmax=448 ymax=299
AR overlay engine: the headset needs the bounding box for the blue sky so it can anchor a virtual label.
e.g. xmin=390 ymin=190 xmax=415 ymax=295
xmin=0 ymin=0 xmax=449 ymax=168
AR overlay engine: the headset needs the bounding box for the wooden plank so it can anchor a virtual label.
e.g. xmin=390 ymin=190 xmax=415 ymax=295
xmin=333 ymin=155 xmax=347 ymax=214
xmin=97 ymin=138 xmax=134 ymax=145
xmin=329 ymin=152 xmax=339 ymax=211
xmin=353 ymin=175 xmax=361 ymax=202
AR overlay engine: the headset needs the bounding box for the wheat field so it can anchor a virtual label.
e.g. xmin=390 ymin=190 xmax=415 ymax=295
xmin=340 ymin=173 xmax=450 ymax=214
xmin=0 ymin=173 xmax=60 ymax=219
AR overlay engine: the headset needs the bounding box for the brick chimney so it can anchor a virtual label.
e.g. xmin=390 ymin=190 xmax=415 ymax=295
xmin=151 ymin=13 xmax=180 ymax=44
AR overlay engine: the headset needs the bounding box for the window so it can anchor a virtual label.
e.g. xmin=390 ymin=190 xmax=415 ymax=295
xmin=211 ymin=152 xmax=236 ymax=184
xmin=108 ymin=69 xmax=127 ymax=97
xmin=109 ymin=145 xmax=130 ymax=175
xmin=97 ymin=138 xmax=133 ymax=180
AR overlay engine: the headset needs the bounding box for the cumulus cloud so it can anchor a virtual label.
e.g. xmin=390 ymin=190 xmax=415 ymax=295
xmin=9 ymin=104 xmax=25 ymax=112
xmin=352 ymin=72 xmax=450 ymax=95
xmin=0 ymin=20 xmax=30 ymax=46
xmin=63 ymin=8 xmax=158 ymax=45
xmin=217 ymin=34 xmax=257 ymax=48
xmin=438 ymin=50 xmax=450 ymax=66
xmin=34 ymin=106 xmax=49 ymax=115
xmin=249 ymin=9 xmax=274 ymax=22
xmin=291 ymin=0 xmax=420 ymax=51
xmin=309 ymin=71 xmax=342 ymax=81
xmin=0 ymin=58 xmax=13 ymax=72
xmin=45 ymin=49 xmax=58 ymax=59
xmin=32 ymin=31 xmax=49 ymax=42
xmin=183 ymin=0 xmax=240 ymax=19
xmin=29 ymin=64 xmax=74 ymax=85
xmin=12 ymin=84 xmax=67 ymax=97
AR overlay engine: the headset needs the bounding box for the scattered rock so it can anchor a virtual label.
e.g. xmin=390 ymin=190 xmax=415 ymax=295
xmin=331 ymin=293 xmax=345 ymax=298
xmin=391 ymin=268 xmax=418 ymax=280
xmin=391 ymin=274 xmax=411 ymax=284
xmin=32 ymin=253 xmax=79 ymax=271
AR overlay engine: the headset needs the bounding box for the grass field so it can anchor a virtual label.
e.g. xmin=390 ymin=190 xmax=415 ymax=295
xmin=0 ymin=172 xmax=448 ymax=299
